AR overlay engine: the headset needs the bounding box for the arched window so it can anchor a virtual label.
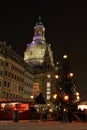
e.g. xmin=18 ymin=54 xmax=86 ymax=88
xmin=46 ymin=82 xmax=51 ymax=100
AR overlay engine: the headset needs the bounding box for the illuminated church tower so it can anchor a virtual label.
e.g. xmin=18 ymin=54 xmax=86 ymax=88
xmin=24 ymin=17 xmax=55 ymax=104
xmin=24 ymin=17 xmax=54 ymax=68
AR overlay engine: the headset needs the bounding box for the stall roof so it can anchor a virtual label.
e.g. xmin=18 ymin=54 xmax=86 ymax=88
xmin=0 ymin=98 xmax=35 ymax=104
xmin=79 ymin=101 xmax=87 ymax=105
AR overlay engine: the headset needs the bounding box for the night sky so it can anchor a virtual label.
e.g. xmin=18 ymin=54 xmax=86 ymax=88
xmin=0 ymin=1 xmax=87 ymax=100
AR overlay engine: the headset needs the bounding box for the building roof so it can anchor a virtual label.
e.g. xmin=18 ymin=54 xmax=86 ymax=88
xmin=79 ymin=101 xmax=87 ymax=105
xmin=35 ymin=92 xmax=46 ymax=104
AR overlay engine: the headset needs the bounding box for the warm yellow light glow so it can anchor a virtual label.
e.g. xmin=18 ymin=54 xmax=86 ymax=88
xmin=78 ymin=105 xmax=87 ymax=111
xmin=1 ymin=103 xmax=6 ymax=108
xmin=56 ymin=62 xmax=59 ymax=65
xmin=63 ymin=108 xmax=67 ymax=112
xmin=76 ymin=92 xmax=79 ymax=96
xmin=55 ymin=75 xmax=59 ymax=79
xmin=68 ymin=72 xmax=74 ymax=78
xmin=76 ymin=95 xmax=80 ymax=100
xmin=30 ymin=95 xmax=34 ymax=99
xmin=69 ymin=72 xmax=73 ymax=77
xmin=64 ymin=95 xmax=69 ymax=101
xmin=53 ymin=94 xmax=57 ymax=99
xmin=49 ymin=108 xmax=53 ymax=112
xmin=63 ymin=54 xmax=68 ymax=59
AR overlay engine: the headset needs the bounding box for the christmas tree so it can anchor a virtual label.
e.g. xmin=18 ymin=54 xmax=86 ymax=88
xmin=53 ymin=55 xmax=80 ymax=121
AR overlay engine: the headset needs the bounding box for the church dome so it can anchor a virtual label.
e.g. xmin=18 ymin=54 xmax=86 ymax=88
xmin=24 ymin=17 xmax=54 ymax=67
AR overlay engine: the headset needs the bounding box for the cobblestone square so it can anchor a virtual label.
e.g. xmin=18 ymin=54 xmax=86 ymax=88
xmin=0 ymin=120 xmax=87 ymax=130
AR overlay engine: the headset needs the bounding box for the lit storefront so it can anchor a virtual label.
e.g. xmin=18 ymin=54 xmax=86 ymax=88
xmin=0 ymin=98 xmax=35 ymax=120
xmin=78 ymin=101 xmax=87 ymax=111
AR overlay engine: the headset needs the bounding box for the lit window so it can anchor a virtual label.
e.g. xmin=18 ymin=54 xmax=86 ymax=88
xmin=47 ymin=91 xmax=51 ymax=94
xmin=46 ymin=82 xmax=51 ymax=100
xmin=47 ymin=95 xmax=50 ymax=100
xmin=47 ymin=82 xmax=51 ymax=87
xmin=47 ymin=74 xmax=51 ymax=78
xmin=46 ymin=88 xmax=50 ymax=91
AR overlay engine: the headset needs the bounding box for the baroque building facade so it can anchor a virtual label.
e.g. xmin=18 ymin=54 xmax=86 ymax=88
xmin=0 ymin=41 xmax=34 ymax=100
xmin=24 ymin=17 xmax=56 ymax=105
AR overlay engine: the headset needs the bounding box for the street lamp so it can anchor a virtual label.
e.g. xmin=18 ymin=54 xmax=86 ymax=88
xmin=30 ymin=95 xmax=34 ymax=99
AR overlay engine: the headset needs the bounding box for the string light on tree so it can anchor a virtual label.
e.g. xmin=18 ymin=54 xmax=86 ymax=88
xmin=63 ymin=54 xmax=68 ymax=59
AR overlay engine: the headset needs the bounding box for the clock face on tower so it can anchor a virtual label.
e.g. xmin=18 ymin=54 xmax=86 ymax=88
xmin=47 ymin=74 xmax=51 ymax=78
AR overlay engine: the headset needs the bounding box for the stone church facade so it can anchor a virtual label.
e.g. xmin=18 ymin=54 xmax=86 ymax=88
xmin=24 ymin=17 xmax=56 ymax=104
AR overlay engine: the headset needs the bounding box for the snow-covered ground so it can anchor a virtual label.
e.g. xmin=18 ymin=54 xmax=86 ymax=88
xmin=0 ymin=120 xmax=87 ymax=130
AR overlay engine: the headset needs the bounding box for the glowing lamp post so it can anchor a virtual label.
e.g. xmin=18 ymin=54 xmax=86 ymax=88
xmin=30 ymin=95 xmax=34 ymax=99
